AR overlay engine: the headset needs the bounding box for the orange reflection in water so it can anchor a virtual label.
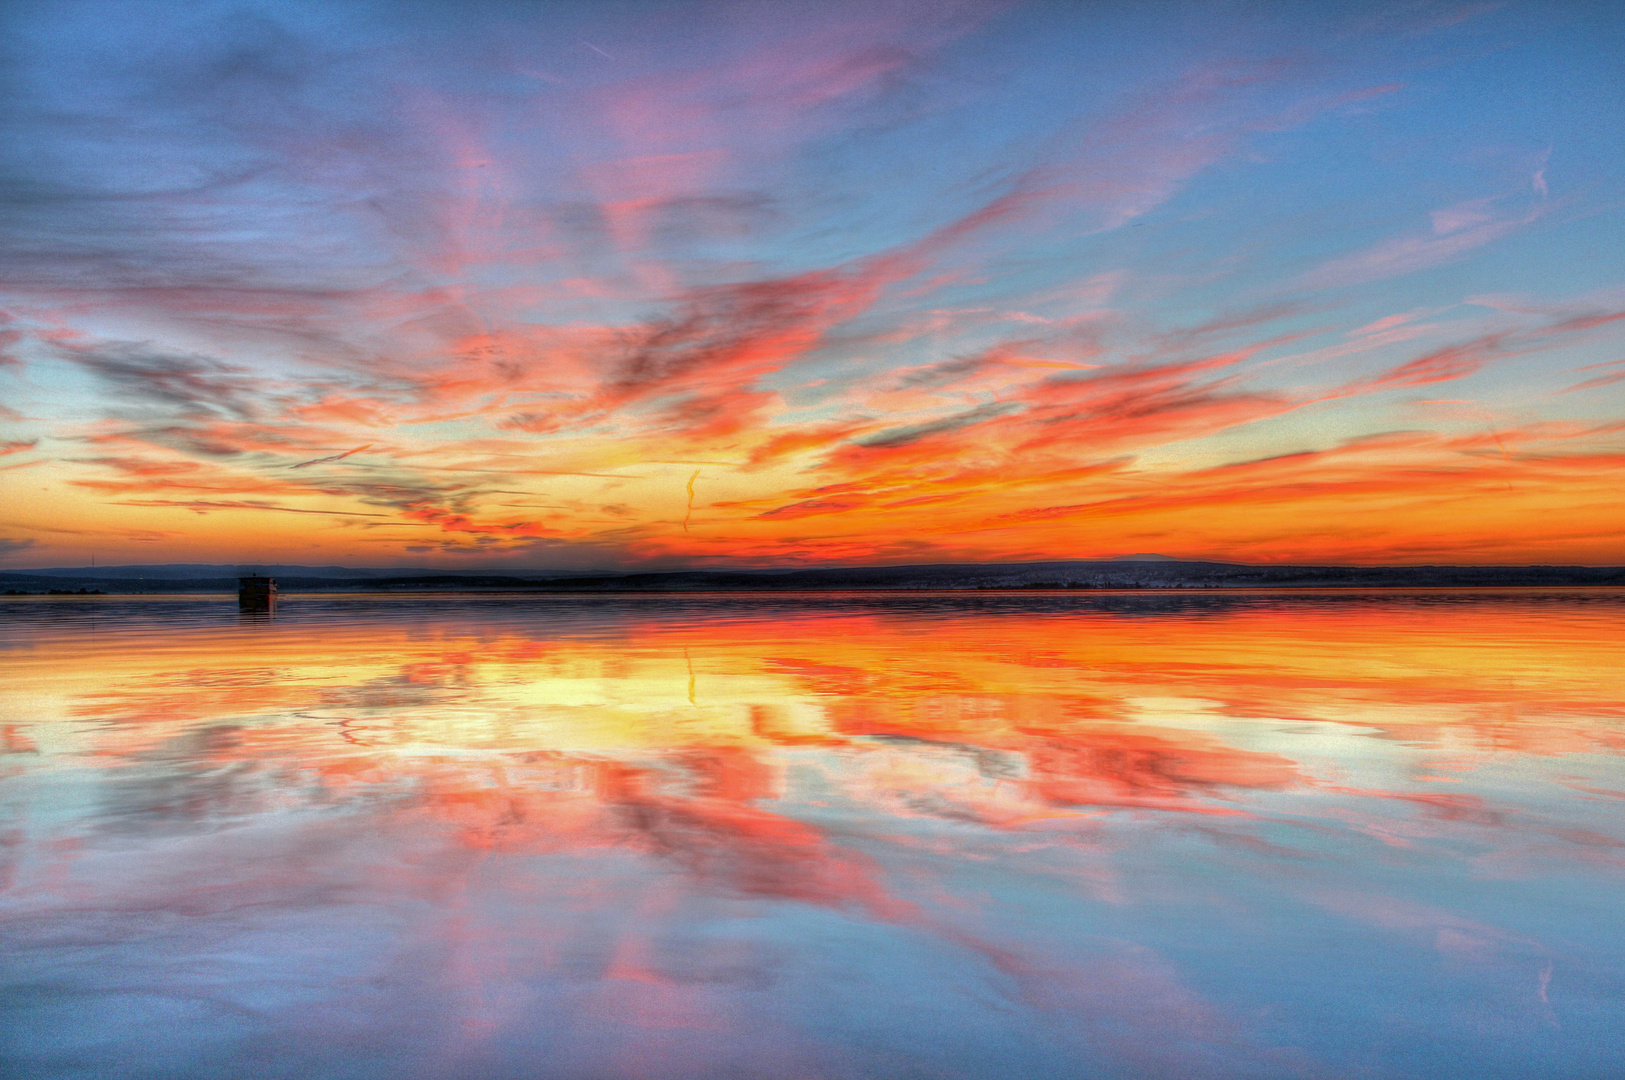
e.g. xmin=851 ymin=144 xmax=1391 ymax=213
xmin=2 ymin=592 xmax=1623 ymax=1079
xmin=21 ymin=595 xmax=1624 ymax=785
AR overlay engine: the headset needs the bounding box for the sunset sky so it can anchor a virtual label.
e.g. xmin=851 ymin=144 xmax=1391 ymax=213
xmin=2 ymin=0 xmax=1623 ymax=569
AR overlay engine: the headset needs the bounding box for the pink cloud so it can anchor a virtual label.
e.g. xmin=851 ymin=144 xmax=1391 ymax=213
xmin=1299 ymin=204 xmax=1543 ymax=291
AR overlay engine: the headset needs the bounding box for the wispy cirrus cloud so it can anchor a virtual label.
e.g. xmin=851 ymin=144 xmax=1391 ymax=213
xmin=1 ymin=0 xmax=1622 ymax=567
xmin=1560 ymin=358 xmax=1625 ymax=395
xmin=1298 ymin=199 xmax=1544 ymax=292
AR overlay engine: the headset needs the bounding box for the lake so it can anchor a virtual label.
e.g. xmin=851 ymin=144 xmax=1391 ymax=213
xmin=2 ymin=591 xmax=1622 ymax=1079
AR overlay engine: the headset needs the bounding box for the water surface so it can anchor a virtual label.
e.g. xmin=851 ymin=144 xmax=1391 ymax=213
xmin=3 ymin=591 xmax=1623 ymax=1079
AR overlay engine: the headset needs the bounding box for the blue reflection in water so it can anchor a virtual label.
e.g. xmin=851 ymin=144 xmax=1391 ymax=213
xmin=1 ymin=592 xmax=1622 ymax=1079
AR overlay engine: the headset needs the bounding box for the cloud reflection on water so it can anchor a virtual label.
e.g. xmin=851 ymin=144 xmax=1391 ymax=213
xmin=1 ymin=592 xmax=1623 ymax=1078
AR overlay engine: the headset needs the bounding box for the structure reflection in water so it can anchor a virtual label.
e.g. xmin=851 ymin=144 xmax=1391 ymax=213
xmin=1 ymin=591 xmax=1622 ymax=1079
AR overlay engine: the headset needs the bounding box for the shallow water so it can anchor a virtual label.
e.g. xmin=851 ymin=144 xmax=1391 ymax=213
xmin=2 ymin=591 xmax=1623 ymax=1079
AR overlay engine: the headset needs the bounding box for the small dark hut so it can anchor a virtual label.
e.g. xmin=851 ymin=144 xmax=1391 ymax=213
xmin=238 ymin=575 xmax=276 ymax=612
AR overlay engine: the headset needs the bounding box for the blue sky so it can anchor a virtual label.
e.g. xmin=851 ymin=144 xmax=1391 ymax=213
xmin=2 ymin=0 xmax=1623 ymax=567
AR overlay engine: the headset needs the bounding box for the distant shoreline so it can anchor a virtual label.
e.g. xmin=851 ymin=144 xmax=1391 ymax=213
xmin=6 ymin=585 xmax=1625 ymax=597
xmin=5 ymin=557 xmax=1625 ymax=598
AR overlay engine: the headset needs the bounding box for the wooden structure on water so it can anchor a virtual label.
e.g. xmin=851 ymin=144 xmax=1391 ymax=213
xmin=238 ymin=575 xmax=276 ymax=612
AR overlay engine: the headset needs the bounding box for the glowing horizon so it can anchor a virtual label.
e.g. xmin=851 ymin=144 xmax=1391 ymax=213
xmin=2 ymin=1 xmax=1623 ymax=570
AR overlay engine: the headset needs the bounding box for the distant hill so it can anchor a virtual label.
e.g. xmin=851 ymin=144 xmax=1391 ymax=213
xmin=3 ymin=559 xmax=1624 ymax=594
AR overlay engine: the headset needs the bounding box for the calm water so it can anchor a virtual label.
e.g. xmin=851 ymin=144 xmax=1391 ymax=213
xmin=2 ymin=591 xmax=1623 ymax=1079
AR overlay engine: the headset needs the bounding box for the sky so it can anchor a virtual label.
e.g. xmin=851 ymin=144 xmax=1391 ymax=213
xmin=1 ymin=0 xmax=1623 ymax=570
